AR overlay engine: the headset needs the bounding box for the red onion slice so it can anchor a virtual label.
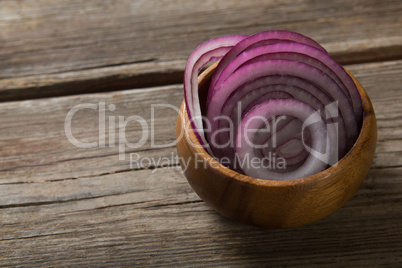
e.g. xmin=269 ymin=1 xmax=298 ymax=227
xmin=258 ymin=119 xmax=311 ymax=167
xmin=274 ymin=139 xmax=310 ymax=166
xmin=219 ymin=78 xmax=346 ymax=164
xmin=235 ymin=99 xmax=329 ymax=181
xmin=211 ymin=88 xmax=295 ymax=164
xmin=212 ymin=83 xmax=336 ymax=165
xmin=207 ymin=60 xmax=355 ymax=157
xmin=243 ymin=91 xmax=294 ymax=115
xmin=183 ymin=30 xmax=362 ymax=181
xmin=184 ymin=35 xmax=247 ymax=146
xmin=221 ymin=76 xmax=345 ymax=155
xmin=213 ymin=42 xmax=362 ymax=122
xmin=207 ymin=30 xmax=327 ymax=107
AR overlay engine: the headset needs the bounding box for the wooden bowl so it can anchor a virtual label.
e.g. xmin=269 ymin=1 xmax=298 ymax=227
xmin=176 ymin=64 xmax=377 ymax=228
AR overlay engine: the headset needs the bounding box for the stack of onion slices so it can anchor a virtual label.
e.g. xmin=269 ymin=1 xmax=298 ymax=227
xmin=184 ymin=30 xmax=362 ymax=181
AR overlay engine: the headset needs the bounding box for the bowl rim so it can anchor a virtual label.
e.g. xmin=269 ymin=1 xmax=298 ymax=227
xmin=180 ymin=64 xmax=375 ymax=187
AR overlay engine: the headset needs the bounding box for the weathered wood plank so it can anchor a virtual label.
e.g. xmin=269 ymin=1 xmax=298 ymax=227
xmin=1 ymin=60 xmax=402 ymax=184
xmin=0 ymin=167 xmax=401 ymax=266
xmin=0 ymin=85 xmax=183 ymax=183
xmin=1 ymin=0 xmax=402 ymax=101
xmin=0 ymin=60 xmax=402 ymax=266
xmin=0 ymin=59 xmax=186 ymax=102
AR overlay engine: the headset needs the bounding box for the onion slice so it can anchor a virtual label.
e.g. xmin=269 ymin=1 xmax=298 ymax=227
xmin=184 ymin=35 xmax=247 ymax=147
xmin=207 ymin=60 xmax=357 ymax=153
xmin=183 ymin=30 xmax=362 ymax=181
xmin=235 ymin=99 xmax=329 ymax=181
xmin=207 ymin=30 xmax=327 ymax=106
xmin=212 ymin=42 xmax=362 ymax=122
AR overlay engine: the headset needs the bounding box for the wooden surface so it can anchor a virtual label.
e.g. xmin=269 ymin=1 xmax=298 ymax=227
xmin=0 ymin=0 xmax=401 ymax=266
xmin=1 ymin=0 xmax=402 ymax=101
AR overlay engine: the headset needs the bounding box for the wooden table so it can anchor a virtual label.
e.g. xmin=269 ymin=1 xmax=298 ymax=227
xmin=1 ymin=0 xmax=401 ymax=266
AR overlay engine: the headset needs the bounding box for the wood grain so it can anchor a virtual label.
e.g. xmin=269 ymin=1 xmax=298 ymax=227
xmin=0 ymin=85 xmax=183 ymax=184
xmin=0 ymin=59 xmax=402 ymax=265
xmin=1 ymin=60 xmax=402 ymax=184
xmin=0 ymin=166 xmax=401 ymax=266
xmin=1 ymin=0 xmax=402 ymax=101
